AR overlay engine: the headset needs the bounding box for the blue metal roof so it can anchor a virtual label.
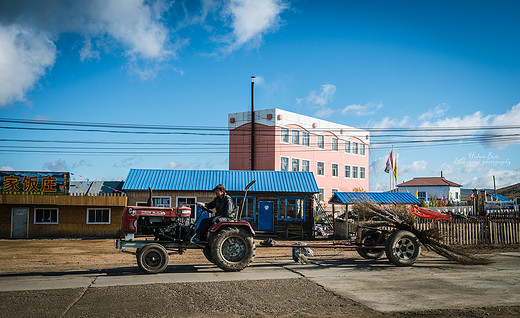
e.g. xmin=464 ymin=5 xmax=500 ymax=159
xmin=330 ymin=192 xmax=421 ymax=204
xmin=122 ymin=169 xmax=319 ymax=193
xmin=488 ymin=194 xmax=511 ymax=201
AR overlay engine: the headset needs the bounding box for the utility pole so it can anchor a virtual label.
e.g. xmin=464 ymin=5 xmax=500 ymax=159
xmin=251 ymin=76 xmax=255 ymax=171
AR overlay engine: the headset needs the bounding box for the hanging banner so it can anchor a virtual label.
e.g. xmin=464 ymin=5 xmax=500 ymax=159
xmin=0 ymin=171 xmax=70 ymax=195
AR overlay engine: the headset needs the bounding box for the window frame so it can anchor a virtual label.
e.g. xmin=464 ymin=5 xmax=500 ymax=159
xmin=352 ymin=142 xmax=359 ymax=155
xmin=34 ymin=208 xmax=59 ymax=224
xmin=317 ymin=135 xmax=325 ymax=149
xmin=360 ymin=167 xmax=366 ymax=179
xmin=418 ymin=191 xmax=427 ymax=201
xmin=291 ymin=158 xmax=300 ymax=171
xmin=280 ymin=156 xmax=289 ymax=171
xmin=280 ymin=127 xmax=290 ymax=143
xmin=277 ymin=196 xmax=305 ymax=221
xmin=360 ymin=143 xmax=366 ymax=156
xmin=302 ymin=131 xmax=310 ymax=147
xmin=317 ymin=161 xmax=325 ymax=176
xmin=86 ymin=208 xmax=111 ymax=224
xmin=331 ymin=163 xmax=339 ymax=177
xmin=344 ymin=165 xmax=351 ymax=178
xmin=231 ymin=196 xmax=256 ymax=221
xmin=292 ymin=130 xmax=300 ymax=145
xmin=345 ymin=141 xmax=351 ymax=153
xmin=352 ymin=166 xmax=359 ymax=179
xmin=301 ymin=159 xmax=310 ymax=172
xmin=152 ymin=196 xmax=171 ymax=207
xmin=331 ymin=137 xmax=338 ymax=151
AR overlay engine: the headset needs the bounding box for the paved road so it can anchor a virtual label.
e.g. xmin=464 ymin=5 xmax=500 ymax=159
xmin=1 ymin=252 xmax=519 ymax=314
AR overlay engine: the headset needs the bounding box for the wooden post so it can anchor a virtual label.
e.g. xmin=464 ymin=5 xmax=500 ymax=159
xmin=472 ymin=189 xmax=478 ymax=217
xmin=480 ymin=190 xmax=487 ymax=216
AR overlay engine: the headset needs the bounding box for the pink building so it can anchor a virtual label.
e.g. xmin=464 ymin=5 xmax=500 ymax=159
xmin=228 ymin=108 xmax=370 ymax=203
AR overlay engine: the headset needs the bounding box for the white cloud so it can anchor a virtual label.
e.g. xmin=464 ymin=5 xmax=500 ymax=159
xmin=297 ymin=84 xmax=336 ymax=107
xmin=400 ymin=160 xmax=428 ymax=175
xmin=369 ymin=116 xmax=409 ymax=129
xmin=341 ymin=102 xmax=383 ymax=116
xmin=0 ymin=0 xmax=174 ymax=106
xmin=222 ymin=0 xmax=288 ymax=52
xmin=43 ymin=159 xmax=68 ymax=171
xmin=418 ymin=103 xmax=449 ymax=121
xmin=462 ymin=168 xmax=520 ymax=189
xmin=0 ymin=166 xmax=15 ymax=171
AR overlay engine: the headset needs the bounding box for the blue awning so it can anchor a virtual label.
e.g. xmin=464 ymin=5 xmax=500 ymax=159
xmin=122 ymin=169 xmax=319 ymax=193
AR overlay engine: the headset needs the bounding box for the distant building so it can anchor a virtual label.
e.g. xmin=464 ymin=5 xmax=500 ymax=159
xmin=228 ymin=108 xmax=370 ymax=203
xmin=397 ymin=177 xmax=462 ymax=202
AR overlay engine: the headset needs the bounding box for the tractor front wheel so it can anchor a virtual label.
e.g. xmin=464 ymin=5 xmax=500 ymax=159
xmin=210 ymin=227 xmax=255 ymax=272
xmin=136 ymin=243 xmax=169 ymax=274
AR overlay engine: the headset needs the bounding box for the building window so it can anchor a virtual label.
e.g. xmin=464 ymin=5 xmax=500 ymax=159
xmin=177 ymin=197 xmax=197 ymax=218
xmin=317 ymin=188 xmax=325 ymax=202
xmin=35 ymin=208 xmax=58 ymax=224
xmin=332 ymin=189 xmax=338 ymax=196
xmin=302 ymin=131 xmax=310 ymax=146
xmin=332 ymin=163 xmax=338 ymax=177
xmin=153 ymin=197 xmax=171 ymax=207
xmin=317 ymin=135 xmax=324 ymax=149
xmin=332 ymin=137 xmax=338 ymax=151
xmin=352 ymin=142 xmax=359 ymax=154
xmin=360 ymin=167 xmax=366 ymax=179
xmin=317 ymin=162 xmax=325 ymax=176
xmin=281 ymin=127 xmax=289 ymax=143
xmin=352 ymin=166 xmax=359 ymax=179
xmin=278 ymin=197 xmax=305 ymax=221
xmin=360 ymin=143 xmax=366 ymax=156
xmin=418 ymin=191 xmax=427 ymax=201
xmin=281 ymin=157 xmax=289 ymax=171
xmin=87 ymin=208 xmax=110 ymax=224
xmin=292 ymin=130 xmax=300 ymax=145
xmin=292 ymin=158 xmax=300 ymax=171
xmin=345 ymin=141 xmax=351 ymax=153
xmin=455 ymin=192 xmax=459 ymax=199
xmin=302 ymin=160 xmax=310 ymax=172
xmin=232 ymin=196 xmax=256 ymax=221
xmin=345 ymin=165 xmax=351 ymax=178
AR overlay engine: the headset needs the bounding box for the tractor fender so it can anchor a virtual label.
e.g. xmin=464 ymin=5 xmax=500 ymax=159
xmin=209 ymin=221 xmax=255 ymax=236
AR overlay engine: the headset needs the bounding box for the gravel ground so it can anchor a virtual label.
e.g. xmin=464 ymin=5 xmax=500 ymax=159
xmin=1 ymin=239 xmax=519 ymax=317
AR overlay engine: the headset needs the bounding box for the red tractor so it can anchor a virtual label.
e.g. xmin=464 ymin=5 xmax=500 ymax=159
xmin=116 ymin=183 xmax=256 ymax=274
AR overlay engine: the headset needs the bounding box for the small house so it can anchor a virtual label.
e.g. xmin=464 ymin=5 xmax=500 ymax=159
xmin=397 ymin=177 xmax=462 ymax=203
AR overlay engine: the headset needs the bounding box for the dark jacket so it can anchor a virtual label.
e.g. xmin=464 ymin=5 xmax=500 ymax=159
xmin=206 ymin=194 xmax=235 ymax=218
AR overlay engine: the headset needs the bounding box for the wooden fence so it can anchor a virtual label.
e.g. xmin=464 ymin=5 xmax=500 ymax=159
xmin=415 ymin=217 xmax=520 ymax=245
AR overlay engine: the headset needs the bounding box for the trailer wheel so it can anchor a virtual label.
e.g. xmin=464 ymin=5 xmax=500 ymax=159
xmin=203 ymin=246 xmax=216 ymax=264
xmin=356 ymin=230 xmax=384 ymax=259
xmin=385 ymin=230 xmax=420 ymax=266
xmin=137 ymin=243 xmax=169 ymax=274
xmin=210 ymin=227 xmax=255 ymax=272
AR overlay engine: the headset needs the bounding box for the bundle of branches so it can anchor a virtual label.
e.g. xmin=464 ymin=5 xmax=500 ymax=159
xmin=354 ymin=202 xmax=490 ymax=265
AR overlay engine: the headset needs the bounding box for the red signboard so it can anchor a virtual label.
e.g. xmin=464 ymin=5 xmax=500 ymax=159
xmin=0 ymin=171 xmax=70 ymax=195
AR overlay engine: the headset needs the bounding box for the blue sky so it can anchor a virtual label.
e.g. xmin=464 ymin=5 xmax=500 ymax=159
xmin=0 ymin=0 xmax=519 ymax=191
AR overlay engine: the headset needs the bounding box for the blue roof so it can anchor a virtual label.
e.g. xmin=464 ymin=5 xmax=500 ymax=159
xmin=488 ymin=194 xmax=511 ymax=201
xmin=330 ymin=192 xmax=421 ymax=204
xmin=122 ymin=169 xmax=319 ymax=193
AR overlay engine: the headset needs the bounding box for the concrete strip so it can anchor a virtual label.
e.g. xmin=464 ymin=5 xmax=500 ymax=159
xmin=0 ymin=275 xmax=97 ymax=292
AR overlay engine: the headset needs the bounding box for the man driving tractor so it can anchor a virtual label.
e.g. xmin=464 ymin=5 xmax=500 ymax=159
xmin=191 ymin=184 xmax=235 ymax=243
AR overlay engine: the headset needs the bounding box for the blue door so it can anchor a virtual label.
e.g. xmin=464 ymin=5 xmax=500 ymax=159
xmin=258 ymin=201 xmax=274 ymax=231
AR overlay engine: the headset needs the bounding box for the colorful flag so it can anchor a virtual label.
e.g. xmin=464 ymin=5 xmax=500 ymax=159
xmin=393 ymin=156 xmax=397 ymax=182
xmin=384 ymin=150 xmax=393 ymax=173
xmin=416 ymin=188 xmax=418 ymax=199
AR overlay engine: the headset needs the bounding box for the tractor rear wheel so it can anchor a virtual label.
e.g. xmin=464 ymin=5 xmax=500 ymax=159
xmin=137 ymin=243 xmax=169 ymax=274
xmin=210 ymin=227 xmax=255 ymax=272
xmin=385 ymin=230 xmax=420 ymax=266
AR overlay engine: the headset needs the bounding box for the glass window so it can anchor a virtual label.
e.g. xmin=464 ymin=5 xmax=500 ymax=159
xmin=418 ymin=192 xmax=427 ymax=200
xmin=292 ymin=130 xmax=300 ymax=145
xmin=281 ymin=127 xmax=289 ymax=143
xmin=232 ymin=196 xmax=256 ymax=221
xmin=318 ymin=189 xmax=325 ymax=202
xmin=317 ymin=162 xmax=324 ymax=176
xmin=360 ymin=143 xmax=366 ymax=156
xmin=345 ymin=165 xmax=351 ymax=178
xmin=292 ymin=158 xmax=300 ymax=171
xmin=345 ymin=141 xmax=351 ymax=153
xmin=278 ymin=197 xmax=305 ymax=221
xmin=332 ymin=138 xmax=338 ymax=151
xmin=317 ymin=135 xmax=324 ymax=149
xmin=177 ymin=197 xmax=197 ymax=218
xmin=302 ymin=131 xmax=310 ymax=146
xmin=352 ymin=166 xmax=359 ymax=179
xmin=360 ymin=167 xmax=366 ymax=179
xmin=87 ymin=208 xmax=110 ymax=224
xmin=281 ymin=157 xmax=289 ymax=171
xmin=332 ymin=163 xmax=338 ymax=177
xmin=35 ymin=208 xmax=58 ymax=224
xmin=153 ymin=197 xmax=171 ymax=207
xmin=302 ymin=160 xmax=310 ymax=172
xmin=353 ymin=142 xmax=359 ymax=154
xmin=332 ymin=189 xmax=338 ymax=195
